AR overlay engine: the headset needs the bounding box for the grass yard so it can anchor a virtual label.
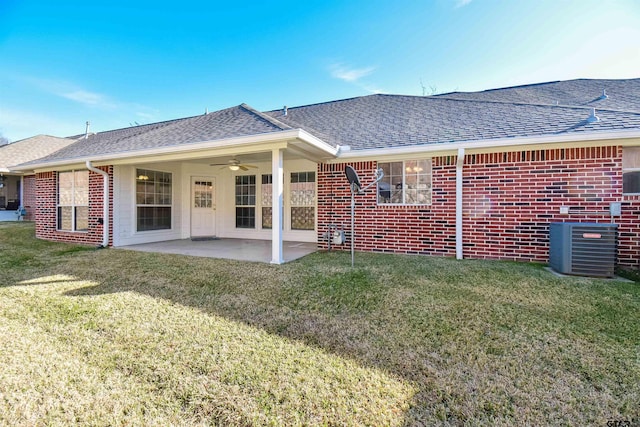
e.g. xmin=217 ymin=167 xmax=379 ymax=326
xmin=0 ymin=222 xmax=638 ymax=426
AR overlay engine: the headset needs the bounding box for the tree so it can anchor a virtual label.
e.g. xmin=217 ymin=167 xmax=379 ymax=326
xmin=419 ymin=79 xmax=440 ymax=96
xmin=0 ymin=133 xmax=9 ymax=146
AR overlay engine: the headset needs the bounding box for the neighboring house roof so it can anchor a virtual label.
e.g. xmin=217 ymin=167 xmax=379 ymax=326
xmin=0 ymin=135 xmax=77 ymax=172
xmin=434 ymin=78 xmax=640 ymax=113
xmin=13 ymin=78 xmax=640 ymax=168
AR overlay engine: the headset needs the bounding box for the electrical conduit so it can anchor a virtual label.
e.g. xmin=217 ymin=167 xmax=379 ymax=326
xmin=456 ymin=148 xmax=464 ymax=260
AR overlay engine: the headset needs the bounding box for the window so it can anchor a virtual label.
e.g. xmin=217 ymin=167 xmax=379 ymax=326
xmin=235 ymin=175 xmax=256 ymax=228
xmin=136 ymin=169 xmax=172 ymax=231
xmin=377 ymin=160 xmax=432 ymax=205
xmin=623 ymin=147 xmax=640 ymax=194
xmin=290 ymin=171 xmax=315 ymax=230
xmin=57 ymin=170 xmax=89 ymax=231
xmin=261 ymin=174 xmax=272 ymax=229
xmin=193 ymin=180 xmax=213 ymax=208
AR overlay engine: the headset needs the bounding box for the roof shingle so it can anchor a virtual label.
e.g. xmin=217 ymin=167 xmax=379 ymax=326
xmin=0 ymin=135 xmax=77 ymax=171
xmin=17 ymin=78 xmax=640 ymax=167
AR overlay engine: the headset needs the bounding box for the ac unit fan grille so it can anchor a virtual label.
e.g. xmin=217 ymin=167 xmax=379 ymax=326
xmin=549 ymin=223 xmax=617 ymax=278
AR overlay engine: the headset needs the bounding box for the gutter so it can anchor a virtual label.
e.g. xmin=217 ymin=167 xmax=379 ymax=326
xmin=456 ymin=148 xmax=464 ymax=260
xmin=85 ymin=161 xmax=109 ymax=248
xmin=334 ymin=129 xmax=640 ymax=160
xmin=14 ymin=129 xmax=338 ymax=172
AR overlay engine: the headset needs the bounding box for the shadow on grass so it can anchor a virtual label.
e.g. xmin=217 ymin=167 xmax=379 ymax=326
xmin=54 ymin=250 xmax=448 ymax=423
xmin=5 ymin=225 xmax=640 ymax=425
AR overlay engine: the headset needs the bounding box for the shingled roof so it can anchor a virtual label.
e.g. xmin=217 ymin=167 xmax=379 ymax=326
xmin=31 ymin=104 xmax=290 ymax=164
xmin=0 ymin=135 xmax=77 ymax=172
xmin=263 ymin=78 xmax=640 ymax=150
xmin=434 ymin=78 xmax=640 ymax=113
xmin=16 ymin=78 xmax=640 ymax=167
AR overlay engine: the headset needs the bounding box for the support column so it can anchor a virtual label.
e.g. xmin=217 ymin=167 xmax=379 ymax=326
xmin=271 ymin=148 xmax=284 ymax=264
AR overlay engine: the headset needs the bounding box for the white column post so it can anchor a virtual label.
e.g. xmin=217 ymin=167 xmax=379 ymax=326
xmin=271 ymin=148 xmax=284 ymax=264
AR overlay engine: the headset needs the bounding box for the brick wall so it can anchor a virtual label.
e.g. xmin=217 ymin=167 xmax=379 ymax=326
xmin=35 ymin=166 xmax=114 ymax=246
xmin=22 ymin=174 xmax=36 ymax=221
xmin=317 ymin=147 xmax=640 ymax=270
xmin=318 ymin=160 xmax=457 ymax=256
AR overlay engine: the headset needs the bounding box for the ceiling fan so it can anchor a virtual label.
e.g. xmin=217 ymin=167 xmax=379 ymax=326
xmin=209 ymin=158 xmax=257 ymax=171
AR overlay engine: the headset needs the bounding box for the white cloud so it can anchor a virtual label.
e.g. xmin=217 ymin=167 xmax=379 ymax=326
xmin=10 ymin=75 xmax=116 ymax=109
xmin=330 ymin=63 xmax=376 ymax=83
xmin=328 ymin=62 xmax=384 ymax=94
xmin=455 ymin=0 xmax=472 ymax=8
xmin=61 ymin=90 xmax=108 ymax=106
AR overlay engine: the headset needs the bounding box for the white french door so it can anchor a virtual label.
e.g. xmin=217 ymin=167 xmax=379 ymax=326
xmin=191 ymin=177 xmax=216 ymax=237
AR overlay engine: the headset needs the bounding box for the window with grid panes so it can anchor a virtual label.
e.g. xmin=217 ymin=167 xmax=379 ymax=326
xmin=377 ymin=160 xmax=432 ymax=205
xmin=623 ymin=147 xmax=640 ymax=194
xmin=261 ymin=174 xmax=272 ymax=229
xmin=290 ymin=171 xmax=315 ymax=230
xmin=57 ymin=170 xmax=89 ymax=231
xmin=235 ymin=175 xmax=256 ymax=228
xmin=136 ymin=169 xmax=172 ymax=231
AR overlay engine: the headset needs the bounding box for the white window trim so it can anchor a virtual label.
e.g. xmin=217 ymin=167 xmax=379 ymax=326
xmin=234 ymin=173 xmax=257 ymax=229
xmin=289 ymin=171 xmax=316 ymax=231
xmin=260 ymin=173 xmax=273 ymax=230
xmin=622 ymin=145 xmax=640 ymax=195
xmin=623 ymin=167 xmax=640 ymax=195
xmin=57 ymin=170 xmax=89 ymax=232
xmin=135 ymin=168 xmax=173 ymax=232
xmin=377 ymin=159 xmax=432 ymax=206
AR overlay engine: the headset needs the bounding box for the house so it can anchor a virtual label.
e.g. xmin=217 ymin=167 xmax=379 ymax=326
xmin=0 ymin=135 xmax=77 ymax=220
xmin=13 ymin=78 xmax=640 ymax=269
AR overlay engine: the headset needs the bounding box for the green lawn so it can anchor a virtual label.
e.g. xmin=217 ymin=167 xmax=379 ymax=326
xmin=0 ymin=222 xmax=638 ymax=426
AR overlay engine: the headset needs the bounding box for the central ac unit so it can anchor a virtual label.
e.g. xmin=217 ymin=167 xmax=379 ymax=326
xmin=549 ymin=222 xmax=617 ymax=278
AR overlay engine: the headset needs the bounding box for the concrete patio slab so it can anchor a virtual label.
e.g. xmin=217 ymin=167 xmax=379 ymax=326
xmin=0 ymin=210 xmax=20 ymax=222
xmin=117 ymin=238 xmax=317 ymax=263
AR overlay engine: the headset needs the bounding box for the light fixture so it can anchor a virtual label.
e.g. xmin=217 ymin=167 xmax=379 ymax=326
xmin=405 ymin=166 xmax=423 ymax=173
xmin=229 ymin=165 xmax=240 ymax=171
xmin=137 ymin=174 xmax=149 ymax=180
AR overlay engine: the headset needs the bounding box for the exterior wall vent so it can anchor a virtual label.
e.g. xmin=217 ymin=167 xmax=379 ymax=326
xmin=549 ymin=222 xmax=617 ymax=278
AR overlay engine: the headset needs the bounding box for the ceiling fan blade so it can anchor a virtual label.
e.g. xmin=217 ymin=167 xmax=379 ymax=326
xmin=242 ymin=164 xmax=258 ymax=169
xmin=239 ymin=165 xmax=249 ymax=171
xmin=210 ymin=163 xmax=229 ymax=166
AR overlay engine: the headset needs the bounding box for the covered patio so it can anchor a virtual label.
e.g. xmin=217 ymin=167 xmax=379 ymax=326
xmin=117 ymin=238 xmax=318 ymax=263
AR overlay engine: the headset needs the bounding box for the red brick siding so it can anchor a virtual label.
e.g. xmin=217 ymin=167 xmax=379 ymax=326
xmin=35 ymin=166 xmax=114 ymax=246
xmin=318 ymin=160 xmax=457 ymax=256
xmin=317 ymin=147 xmax=640 ymax=270
xmin=22 ymin=174 xmax=36 ymax=221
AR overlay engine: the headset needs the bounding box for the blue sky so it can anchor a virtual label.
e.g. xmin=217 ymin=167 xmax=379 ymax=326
xmin=1 ymin=0 xmax=639 ymax=141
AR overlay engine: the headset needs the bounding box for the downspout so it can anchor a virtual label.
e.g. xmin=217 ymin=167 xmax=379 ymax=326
xmin=19 ymin=175 xmax=24 ymax=208
xmin=85 ymin=160 xmax=109 ymax=248
xmin=456 ymin=148 xmax=465 ymax=260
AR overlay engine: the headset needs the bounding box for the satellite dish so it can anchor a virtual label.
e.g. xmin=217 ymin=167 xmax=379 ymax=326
xmin=345 ymin=165 xmax=361 ymax=191
xmin=342 ymin=166 xmax=385 ymax=267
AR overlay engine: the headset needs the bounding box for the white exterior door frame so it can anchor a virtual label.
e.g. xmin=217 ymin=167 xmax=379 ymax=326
xmin=191 ymin=176 xmax=217 ymax=238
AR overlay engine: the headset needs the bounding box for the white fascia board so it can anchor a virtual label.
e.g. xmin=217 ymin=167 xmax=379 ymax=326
xmin=295 ymin=129 xmax=339 ymax=156
xmin=333 ymin=130 xmax=640 ymax=161
xmin=0 ymin=167 xmax=25 ymax=175
xmin=14 ymin=128 xmax=337 ymax=171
